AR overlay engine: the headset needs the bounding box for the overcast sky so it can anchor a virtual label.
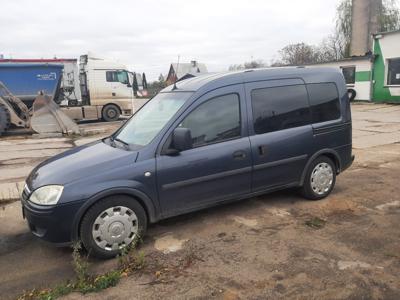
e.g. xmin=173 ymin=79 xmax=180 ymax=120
xmin=1 ymin=0 xmax=341 ymax=80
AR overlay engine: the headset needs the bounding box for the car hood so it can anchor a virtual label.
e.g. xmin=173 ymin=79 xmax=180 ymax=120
xmin=26 ymin=140 xmax=138 ymax=190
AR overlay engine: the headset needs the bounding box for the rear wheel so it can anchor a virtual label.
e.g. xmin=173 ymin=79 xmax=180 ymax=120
xmin=301 ymin=156 xmax=336 ymax=200
xmin=80 ymin=196 xmax=147 ymax=259
xmin=102 ymin=104 xmax=120 ymax=122
xmin=0 ymin=104 xmax=11 ymax=136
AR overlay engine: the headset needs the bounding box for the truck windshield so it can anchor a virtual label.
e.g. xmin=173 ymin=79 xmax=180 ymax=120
xmin=115 ymin=92 xmax=192 ymax=146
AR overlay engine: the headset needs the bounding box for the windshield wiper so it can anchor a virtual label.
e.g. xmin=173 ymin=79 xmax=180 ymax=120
xmin=114 ymin=137 xmax=128 ymax=146
xmin=109 ymin=136 xmax=129 ymax=150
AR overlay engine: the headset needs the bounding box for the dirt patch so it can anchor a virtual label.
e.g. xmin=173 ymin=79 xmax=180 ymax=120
xmin=153 ymin=234 xmax=188 ymax=254
xmin=72 ymin=153 xmax=400 ymax=300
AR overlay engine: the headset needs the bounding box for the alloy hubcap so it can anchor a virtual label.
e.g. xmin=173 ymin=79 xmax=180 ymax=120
xmin=310 ymin=162 xmax=333 ymax=195
xmin=92 ymin=206 xmax=138 ymax=251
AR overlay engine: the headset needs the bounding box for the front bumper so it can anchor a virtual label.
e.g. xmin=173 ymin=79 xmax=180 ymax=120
xmin=21 ymin=196 xmax=85 ymax=245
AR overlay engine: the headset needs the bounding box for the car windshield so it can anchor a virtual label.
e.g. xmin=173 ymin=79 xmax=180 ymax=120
xmin=114 ymin=92 xmax=192 ymax=146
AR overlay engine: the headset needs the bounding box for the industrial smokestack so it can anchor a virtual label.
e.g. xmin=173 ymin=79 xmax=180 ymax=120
xmin=350 ymin=0 xmax=381 ymax=56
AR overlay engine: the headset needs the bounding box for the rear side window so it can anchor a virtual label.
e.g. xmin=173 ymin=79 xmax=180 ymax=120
xmin=307 ymin=83 xmax=341 ymax=123
xmin=251 ymin=85 xmax=311 ymax=134
xmin=180 ymin=94 xmax=241 ymax=148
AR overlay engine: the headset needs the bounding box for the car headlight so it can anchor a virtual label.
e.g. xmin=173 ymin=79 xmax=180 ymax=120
xmin=29 ymin=185 xmax=64 ymax=206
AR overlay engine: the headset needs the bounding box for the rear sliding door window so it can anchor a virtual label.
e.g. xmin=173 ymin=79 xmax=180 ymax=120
xmin=307 ymin=83 xmax=341 ymax=123
xmin=251 ymin=85 xmax=311 ymax=134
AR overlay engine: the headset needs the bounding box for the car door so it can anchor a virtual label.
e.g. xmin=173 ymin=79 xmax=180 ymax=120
xmin=245 ymin=79 xmax=314 ymax=192
xmin=156 ymin=84 xmax=252 ymax=217
xmin=102 ymin=70 xmax=132 ymax=100
xmin=113 ymin=70 xmax=134 ymax=101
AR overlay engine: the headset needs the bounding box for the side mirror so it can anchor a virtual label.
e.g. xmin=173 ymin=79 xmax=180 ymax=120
xmin=166 ymin=128 xmax=192 ymax=155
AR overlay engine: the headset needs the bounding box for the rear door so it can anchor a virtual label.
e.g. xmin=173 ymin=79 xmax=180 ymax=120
xmin=156 ymin=84 xmax=252 ymax=216
xmin=245 ymin=79 xmax=314 ymax=192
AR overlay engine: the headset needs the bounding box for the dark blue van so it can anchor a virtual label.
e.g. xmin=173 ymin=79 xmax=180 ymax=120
xmin=21 ymin=67 xmax=353 ymax=258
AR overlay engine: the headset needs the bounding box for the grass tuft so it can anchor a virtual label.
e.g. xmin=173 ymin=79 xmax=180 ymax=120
xmin=18 ymin=241 xmax=145 ymax=300
xmin=305 ymin=216 xmax=326 ymax=229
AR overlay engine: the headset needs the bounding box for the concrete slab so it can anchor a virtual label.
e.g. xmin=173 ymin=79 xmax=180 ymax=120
xmin=0 ymin=142 xmax=72 ymax=152
xmin=363 ymin=123 xmax=400 ymax=133
xmin=0 ymin=137 xmax=70 ymax=145
xmin=353 ymin=131 xmax=400 ymax=149
xmin=0 ymin=148 xmax=69 ymax=162
xmin=0 ymin=166 xmax=33 ymax=182
xmin=0 ymin=182 xmax=24 ymax=203
xmin=352 ymin=129 xmax=376 ymax=137
xmin=73 ymin=136 xmax=103 ymax=147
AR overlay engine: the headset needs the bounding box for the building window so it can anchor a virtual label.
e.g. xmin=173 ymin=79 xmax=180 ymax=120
xmin=180 ymin=94 xmax=241 ymax=148
xmin=341 ymin=66 xmax=355 ymax=84
xmin=307 ymin=83 xmax=341 ymax=123
xmin=387 ymin=58 xmax=400 ymax=85
xmin=251 ymin=85 xmax=311 ymax=134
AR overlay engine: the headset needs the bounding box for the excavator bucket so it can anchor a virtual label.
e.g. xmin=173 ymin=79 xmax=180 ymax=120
xmin=30 ymin=94 xmax=80 ymax=135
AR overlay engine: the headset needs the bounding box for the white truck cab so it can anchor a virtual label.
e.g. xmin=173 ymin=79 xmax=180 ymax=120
xmin=62 ymin=54 xmax=146 ymax=122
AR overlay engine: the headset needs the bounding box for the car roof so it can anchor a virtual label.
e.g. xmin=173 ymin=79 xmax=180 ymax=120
xmin=161 ymin=67 xmax=344 ymax=94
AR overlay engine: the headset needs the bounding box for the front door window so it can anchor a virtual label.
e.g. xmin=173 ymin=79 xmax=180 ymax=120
xmin=180 ymin=93 xmax=241 ymax=148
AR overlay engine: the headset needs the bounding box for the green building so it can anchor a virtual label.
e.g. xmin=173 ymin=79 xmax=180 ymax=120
xmin=308 ymin=30 xmax=400 ymax=103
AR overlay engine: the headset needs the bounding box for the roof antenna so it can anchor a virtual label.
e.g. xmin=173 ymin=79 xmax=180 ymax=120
xmin=172 ymin=54 xmax=180 ymax=90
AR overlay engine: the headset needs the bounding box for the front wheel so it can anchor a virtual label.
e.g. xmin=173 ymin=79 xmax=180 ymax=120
xmin=80 ymin=196 xmax=147 ymax=259
xmin=102 ymin=104 xmax=120 ymax=122
xmin=301 ymin=156 xmax=336 ymax=200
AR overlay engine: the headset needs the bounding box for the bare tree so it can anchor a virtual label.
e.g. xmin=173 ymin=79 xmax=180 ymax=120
xmin=228 ymin=64 xmax=244 ymax=71
xmin=380 ymin=0 xmax=400 ymax=31
xmin=244 ymin=60 xmax=266 ymax=69
xmin=317 ymin=32 xmax=346 ymax=61
xmin=278 ymin=43 xmax=320 ymax=65
xmin=229 ymin=60 xmax=266 ymax=71
xmin=335 ymin=0 xmax=400 ymax=57
xmin=335 ymin=0 xmax=353 ymax=57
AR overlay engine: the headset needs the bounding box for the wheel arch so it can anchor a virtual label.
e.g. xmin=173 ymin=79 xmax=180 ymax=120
xmin=300 ymin=149 xmax=341 ymax=186
xmin=71 ymin=187 xmax=159 ymax=242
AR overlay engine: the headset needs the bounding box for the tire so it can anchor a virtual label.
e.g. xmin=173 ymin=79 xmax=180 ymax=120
xmin=102 ymin=104 xmax=120 ymax=122
xmin=80 ymin=196 xmax=147 ymax=259
xmin=0 ymin=103 xmax=11 ymax=136
xmin=301 ymin=156 xmax=336 ymax=200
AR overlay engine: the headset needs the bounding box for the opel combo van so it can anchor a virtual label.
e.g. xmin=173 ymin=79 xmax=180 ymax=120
xmin=22 ymin=67 xmax=353 ymax=258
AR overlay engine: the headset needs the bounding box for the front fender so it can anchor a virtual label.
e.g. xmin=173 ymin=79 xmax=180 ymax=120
xmin=70 ymin=186 xmax=160 ymax=242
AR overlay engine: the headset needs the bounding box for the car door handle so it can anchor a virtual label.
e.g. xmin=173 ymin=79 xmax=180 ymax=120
xmin=233 ymin=150 xmax=246 ymax=160
xmin=258 ymin=145 xmax=267 ymax=156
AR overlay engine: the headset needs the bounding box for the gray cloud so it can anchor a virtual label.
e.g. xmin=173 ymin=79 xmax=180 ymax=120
xmin=0 ymin=0 xmax=339 ymax=80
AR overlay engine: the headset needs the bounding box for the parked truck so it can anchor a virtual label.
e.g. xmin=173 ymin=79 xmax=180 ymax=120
xmin=64 ymin=53 xmax=147 ymax=122
xmin=0 ymin=53 xmax=148 ymax=135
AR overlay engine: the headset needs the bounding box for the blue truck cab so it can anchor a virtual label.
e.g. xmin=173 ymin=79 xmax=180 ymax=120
xmin=22 ymin=67 xmax=354 ymax=258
